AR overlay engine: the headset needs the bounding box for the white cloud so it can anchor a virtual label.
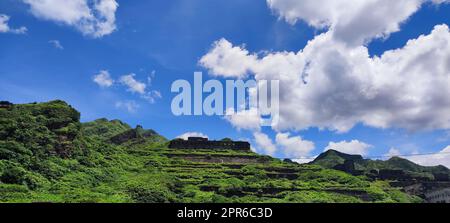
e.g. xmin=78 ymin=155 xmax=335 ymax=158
xmin=267 ymin=0 xmax=449 ymax=46
xmin=325 ymin=140 xmax=372 ymax=156
xmin=119 ymin=74 xmax=147 ymax=94
xmin=115 ymin=100 xmax=139 ymax=113
xmin=48 ymin=40 xmax=64 ymax=49
xmin=176 ymin=132 xmax=209 ymax=140
xmin=276 ymin=132 xmax=315 ymax=158
xmin=22 ymin=0 xmax=118 ymax=38
xmin=224 ymin=107 xmax=261 ymax=131
xmin=200 ymin=38 xmax=257 ymax=78
xmin=93 ymin=71 xmax=161 ymax=104
xmin=0 ymin=14 xmax=27 ymax=34
xmin=406 ymin=146 xmax=450 ymax=168
xmin=142 ymin=90 xmax=162 ymax=104
xmin=201 ymin=24 xmax=450 ymax=133
xmin=93 ymin=70 xmax=114 ymax=87
xmin=253 ymin=132 xmax=314 ymax=158
xmin=293 ymin=157 xmax=316 ymax=164
xmin=386 ymin=148 xmax=402 ymax=158
xmin=199 ymin=0 xmax=450 ymax=159
xmin=253 ymin=132 xmax=277 ymax=156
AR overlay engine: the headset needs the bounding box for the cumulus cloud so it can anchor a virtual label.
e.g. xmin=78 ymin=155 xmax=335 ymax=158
xmin=93 ymin=70 xmax=114 ymax=87
xmin=48 ymin=40 xmax=64 ymax=49
xmin=406 ymin=146 xmax=450 ymax=168
xmin=119 ymin=74 xmax=147 ymax=94
xmin=253 ymin=132 xmax=315 ymax=158
xmin=267 ymin=0 xmax=449 ymax=45
xmin=199 ymin=39 xmax=257 ymax=78
xmin=200 ymin=0 xmax=450 ymax=158
xmin=0 ymin=14 xmax=27 ymax=34
xmin=224 ymin=107 xmax=261 ymax=131
xmin=22 ymin=0 xmax=118 ymax=38
xmin=253 ymin=132 xmax=277 ymax=156
xmin=201 ymin=24 xmax=450 ymax=133
xmin=115 ymin=100 xmax=139 ymax=113
xmin=177 ymin=132 xmax=209 ymax=140
xmin=276 ymin=132 xmax=315 ymax=158
xmin=325 ymin=140 xmax=373 ymax=156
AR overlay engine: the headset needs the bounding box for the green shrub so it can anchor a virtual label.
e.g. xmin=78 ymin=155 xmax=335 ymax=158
xmin=126 ymin=184 xmax=175 ymax=203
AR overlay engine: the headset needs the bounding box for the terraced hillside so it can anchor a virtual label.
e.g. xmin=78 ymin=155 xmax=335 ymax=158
xmin=0 ymin=100 xmax=421 ymax=203
xmin=312 ymin=150 xmax=450 ymax=182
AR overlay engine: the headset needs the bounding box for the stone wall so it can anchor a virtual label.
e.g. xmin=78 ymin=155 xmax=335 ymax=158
xmin=168 ymin=138 xmax=250 ymax=151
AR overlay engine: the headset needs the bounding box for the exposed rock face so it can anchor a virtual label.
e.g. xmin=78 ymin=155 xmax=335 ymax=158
xmin=333 ymin=160 xmax=363 ymax=176
xmin=168 ymin=137 xmax=250 ymax=151
xmin=110 ymin=125 xmax=157 ymax=144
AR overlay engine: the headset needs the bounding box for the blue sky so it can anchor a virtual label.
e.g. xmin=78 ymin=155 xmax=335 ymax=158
xmin=1 ymin=0 xmax=450 ymax=166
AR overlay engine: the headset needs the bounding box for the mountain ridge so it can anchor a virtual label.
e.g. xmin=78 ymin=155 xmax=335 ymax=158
xmin=312 ymin=149 xmax=450 ymax=182
xmin=0 ymin=100 xmax=425 ymax=203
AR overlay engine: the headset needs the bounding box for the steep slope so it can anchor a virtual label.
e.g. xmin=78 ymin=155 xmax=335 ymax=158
xmin=0 ymin=100 xmax=421 ymax=203
xmin=312 ymin=150 xmax=450 ymax=181
xmin=312 ymin=150 xmax=364 ymax=169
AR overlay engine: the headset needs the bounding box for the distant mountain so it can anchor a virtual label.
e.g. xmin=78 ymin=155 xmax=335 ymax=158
xmin=312 ymin=150 xmax=364 ymax=169
xmin=0 ymin=100 xmax=421 ymax=203
xmin=312 ymin=150 xmax=450 ymax=182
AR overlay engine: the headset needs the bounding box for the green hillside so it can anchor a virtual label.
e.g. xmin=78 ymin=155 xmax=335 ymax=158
xmin=0 ymin=100 xmax=421 ymax=203
xmin=312 ymin=150 xmax=450 ymax=181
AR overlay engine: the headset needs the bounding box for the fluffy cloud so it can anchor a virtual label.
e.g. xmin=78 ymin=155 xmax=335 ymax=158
xmin=177 ymin=132 xmax=209 ymax=140
xmin=22 ymin=0 xmax=118 ymax=38
xmin=115 ymin=100 xmax=139 ymax=113
xmin=199 ymin=39 xmax=257 ymax=78
xmin=224 ymin=107 xmax=261 ymax=131
xmin=253 ymin=132 xmax=277 ymax=155
xmin=325 ymin=140 xmax=373 ymax=156
xmin=406 ymin=146 xmax=450 ymax=168
xmin=253 ymin=132 xmax=315 ymax=158
xmin=0 ymin=14 xmax=27 ymax=34
xmin=119 ymin=74 xmax=147 ymax=94
xmin=267 ymin=0 xmax=449 ymax=45
xmin=93 ymin=70 xmax=114 ymax=87
xmin=201 ymin=24 xmax=450 ymax=133
xmin=276 ymin=132 xmax=315 ymax=157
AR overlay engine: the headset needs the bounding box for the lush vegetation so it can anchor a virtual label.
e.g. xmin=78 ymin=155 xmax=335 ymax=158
xmin=0 ymin=101 xmax=422 ymax=203
xmin=312 ymin=150 xmax=450 ymax=181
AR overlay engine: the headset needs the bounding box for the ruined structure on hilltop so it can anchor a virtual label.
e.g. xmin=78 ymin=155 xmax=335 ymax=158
xmin=168 ymin=137 xmax=250 ymax=151
xmin=0 ymin=101 xmax=13 ymax=109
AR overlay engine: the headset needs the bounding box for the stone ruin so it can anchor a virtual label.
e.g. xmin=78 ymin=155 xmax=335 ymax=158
xmin=0 ymin=101 xmax=13 ymax=109
xmin=168 ymin=137 xmax=250 ymax=151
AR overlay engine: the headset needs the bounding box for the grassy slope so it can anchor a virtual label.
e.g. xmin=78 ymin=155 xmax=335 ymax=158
xmin=312 ymin=150 xmax=450 ymax=180
xmin=0 ymin=101 xmax=421 ymax=203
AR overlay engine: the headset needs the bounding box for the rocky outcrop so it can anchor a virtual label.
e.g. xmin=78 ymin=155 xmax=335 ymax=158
xmin=110 ymin=125 xmax=157 ymax=144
